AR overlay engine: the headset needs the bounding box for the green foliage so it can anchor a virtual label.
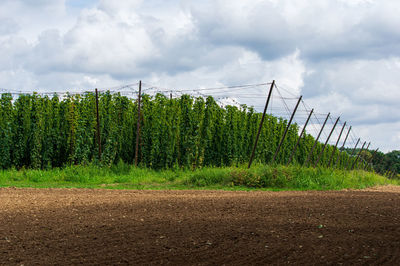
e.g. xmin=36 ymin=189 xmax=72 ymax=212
xmin=229 ymin=164 xmax=397 ymax=189
xmin=1 ymin=163 xmax=397 ymax=190
xmin=185 ymin=167 xmax=231 ymax=187
xmin=0 ymin=94 xmax=13 ymax=169
xmin=370 ymin=150 xmax=400 ymax=177
xmin=0 ymin=91 xmax=356 ymax=171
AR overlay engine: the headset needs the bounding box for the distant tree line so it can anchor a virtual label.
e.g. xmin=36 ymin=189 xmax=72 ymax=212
xmin=342 ymin=148 xmax=400 ymax=178
xmin=370 ymin=150 xmax=400 ymax=178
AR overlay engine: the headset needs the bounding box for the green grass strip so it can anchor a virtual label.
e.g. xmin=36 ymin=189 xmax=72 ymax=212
xmin=0 ymin=162 xmax=398 ymax=191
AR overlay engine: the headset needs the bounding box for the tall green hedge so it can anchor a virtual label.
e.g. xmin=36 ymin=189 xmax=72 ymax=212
xmin=0 ymin=92 xmax=353 ymax=169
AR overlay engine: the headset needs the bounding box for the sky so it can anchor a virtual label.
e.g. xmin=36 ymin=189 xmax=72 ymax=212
xmin=0 ymin=0 xmax=399 ymax=152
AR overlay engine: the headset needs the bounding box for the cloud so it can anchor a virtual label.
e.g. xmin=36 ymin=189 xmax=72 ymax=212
xmin=303 ymin=57 xmax=400 ymax=120
xmin=147 ymin=49 xmax=305 ymax=93
xmin=188 ymin=0 xmax=400 ymax=62
xmin=21 ymin=9 xmax=154 ymax=78
xmin=189 ymin=0 xmax=295 ymax=60
xmin=0 ymin=68 xmax=38 ymax=91
xmin=9 ymin=0 xmax=400 ymax=81
xmin=300 ymin=56 xmax=400 ymax=152
xmin=355 ymin=121 xmax=400 ymax=152
xmin=0 ymin=36 xmax=30 ymax=71
xmin=0 ymin=0 xmax=399 ymax=152
xmin=0 ymin=18 xmax=20 ymax=36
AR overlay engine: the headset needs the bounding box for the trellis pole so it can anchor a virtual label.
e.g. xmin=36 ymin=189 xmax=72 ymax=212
xmin=95 ymin=88 xmax=101 ymax=159
xmin=346 ymin=138 xmax=360 ymax=169
xmin=248 ymin=80 xmax=275 ymax=168
xmin=351 ymin=141 xmax=368 ymax=170
xmin=327 ymin=121 xmax=346 ymax=167
xmin=135 ymin=81 xmax=142 ymax=166
xmin=334 ymin=126 xmax=351 ymax=168
xmin=287 ymin=108 xmax=314 ymax=165
xmin=314 ymin=116 xmax=340 ymax=167
xmin=304 ymin=113 xmax=330 ymax=166
xmin=365 ymin=148 xmax=379 ymax=171
xmin=272 ymin=96 xmax=302 ymax=163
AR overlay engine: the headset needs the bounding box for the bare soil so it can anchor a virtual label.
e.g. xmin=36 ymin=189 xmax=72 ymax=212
xmin=1 ymin=186 xmax=400 ymax=265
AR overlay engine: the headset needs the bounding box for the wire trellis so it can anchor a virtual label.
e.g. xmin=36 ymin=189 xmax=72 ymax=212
xmin=0 ymin=80 xmax=370 ymax=154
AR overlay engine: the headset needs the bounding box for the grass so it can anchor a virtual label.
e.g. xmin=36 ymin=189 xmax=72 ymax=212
xmin=0 ymin=161 xmax=398 ymax=191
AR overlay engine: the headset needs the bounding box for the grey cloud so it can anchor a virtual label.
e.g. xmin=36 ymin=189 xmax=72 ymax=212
xmin=0 ymin=36 xmax=30 ymax=71
xmin=0 ymin=18 xmax=20 ymax=35
xmin=189 ymin=1 xmax=296 ymax=60
xmin=24 ymin=30 xmax=66 ymax=74
xmin=302 ymin=57 xmax=400 ymax=103
xmin=22 ymin=2 xmax=245 ymax=80
xmin=0 ymin=0 xmax=399 ymax=152
xmin=10 ymin=0 xmax=65 ymax=8
xmin=17 ymin=0 xmax=400 ymax=82
xmin=187 ymin=0 xmax=400 ymax=63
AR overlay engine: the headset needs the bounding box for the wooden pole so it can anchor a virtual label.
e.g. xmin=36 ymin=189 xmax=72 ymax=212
xmin=304 ymin=113 xmax=330 ymax=166
xmin=334 ymin=126 xmax=351 ymax=168
xmin=376 ymin=153 xmax=386 ymax=174
xmin=359 ymin=157 xmax=367 ymax=169
xmin=360 ymin=143 xmax=371 ymax=169
xmin=392 ymin=171 xmax=397 ymax=179
xmin=327 ymin=121 xmax=346 ymax=167
xmin=95 ymin=88 xmax=101 ymax=159
xmin=314 ymin=116 xmax=340 ymax=167
xmin=351 ymin=141 xmax=368 ymax=170
xmin=365 ymin=148 xmax=379 ymax=171
xmin=272 ymin=96 xmax=302 ymax=163
xmin=248 ymin=80 xmax=275 ymax=168
xmin=135 ymin=81 xmax=142 ymax=166
xmin=346 ymin=138 xmax=360 ymax=169
xmin=287 ymin=108 xmax=314 ymax=165
xmin=361 ymin=142 xmax=371 ymax=169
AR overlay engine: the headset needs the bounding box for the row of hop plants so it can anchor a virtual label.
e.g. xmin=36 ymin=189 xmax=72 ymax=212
xmin=0 ymin=92 xmax=357 ymax=170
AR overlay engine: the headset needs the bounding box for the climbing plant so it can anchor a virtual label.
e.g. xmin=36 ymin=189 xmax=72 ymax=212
xmin=0 ymin=91 xmax=355 ymax=170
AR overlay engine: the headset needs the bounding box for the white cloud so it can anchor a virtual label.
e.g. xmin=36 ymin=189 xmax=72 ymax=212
xmin=0 ymin=1 xmax=72 ymax=43
xmin=0 ymin=0 xmax=399 ymax=152
xmin=302 ymin=57 xmax=400 ymax=152
xmin=304 ymin=57 xmax=400 ymax=118
xmin=188 ymin=0 xmax=400 ymax=61
xmin=0 ymin=69 xmax=37 ymax=90
xmin=0 ymin=36 xmax=30 ymax=71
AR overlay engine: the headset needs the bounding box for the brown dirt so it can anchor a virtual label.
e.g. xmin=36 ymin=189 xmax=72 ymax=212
xmin=1 ymin=186 xmax=400 ymax=265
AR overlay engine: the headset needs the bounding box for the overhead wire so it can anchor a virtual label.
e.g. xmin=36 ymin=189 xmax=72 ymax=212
xmin=142 ymin=82 xmax=270 ymax=94
xmin=327 ymin=116 xmax=340 ymax=145
xmin=274 ymin=85 xmax=292 ymax=120
xmin=274 ymin=83 xmax=299 ymax=98
xmin=1 ymin=80 xmax=374 ymax=157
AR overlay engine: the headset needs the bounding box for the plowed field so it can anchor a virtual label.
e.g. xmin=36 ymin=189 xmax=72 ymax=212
xmin=1 ymin=186 xmax=400 ymax=265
